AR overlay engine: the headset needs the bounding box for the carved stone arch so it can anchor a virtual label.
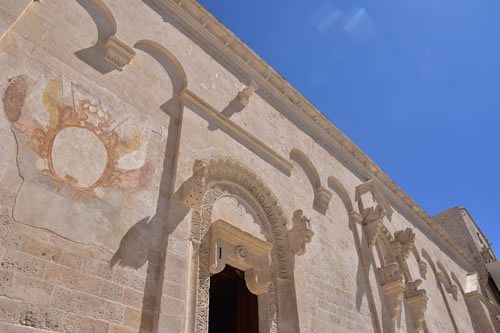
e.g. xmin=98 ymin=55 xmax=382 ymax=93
xmin=421 ymin=248 xmax=437 ymax=274
xmin=327 ymin=175 xmax=354 ymax=213
xmin=134 ymin=40 xmax=187 ymax=94
xmin=75 ymin=0 xmax=135 ymax=72
xmin=290 ymin=148 xmax=332 ymax=214
xmin=187 ymin=157 xmax=298 ymax=333
xmin=437 ymin=261 xmax=458 ymax=299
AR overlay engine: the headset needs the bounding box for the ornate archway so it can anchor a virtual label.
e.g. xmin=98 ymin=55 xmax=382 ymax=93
xmin=182 ymin=157 xmax=301 ymax=333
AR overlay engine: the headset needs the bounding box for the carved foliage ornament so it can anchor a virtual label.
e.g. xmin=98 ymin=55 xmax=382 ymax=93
xmin=287 ymin=209 xmax=314 ymax=256
xmin=404 ymin=279 xmax=428 ymax=332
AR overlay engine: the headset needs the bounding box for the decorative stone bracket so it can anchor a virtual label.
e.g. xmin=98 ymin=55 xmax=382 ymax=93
xmin=208 ymin=220 xmax=273 ymax=295
xmin=437 ymin=271 xmax=458 ymax=300
xmin=237 ymin=81 xmax=258 ymax=106
xmin=404 ymin=279 xmax=428 ymax=332
xmin=313 ymin=186 xmax=333 ymax=214
xmin=104 ymin=36 xmax=136 ymax=71
xmin=287 ymin=210 xmax=314 ymax=256
xmin=378 ymin=262 xmax=405 ymax=321
xmin=181 ymin=160 xmax=209 ymax=208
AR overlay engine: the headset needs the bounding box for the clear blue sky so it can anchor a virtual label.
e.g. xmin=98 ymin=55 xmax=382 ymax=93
xmin=199 ymin=0 xmax=500 ymax=254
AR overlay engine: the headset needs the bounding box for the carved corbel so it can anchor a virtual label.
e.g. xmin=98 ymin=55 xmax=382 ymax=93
xmin=437 ymin=271 xmax=458 ymax=300
xmin=392 ymin=228 xmax=416 ymax=261
xmin=313 ymin=186 xmax=333 ymax=214
xmin=209 ymin=220 xmax=272 ymax=295
xmin=237 ymin=81 xmax=258 ymax=106
xmin=404 ymin=279 xmax=428 ymax=332
xmin=181 ymin=160 xmax=208 ymax=208
xmin=378 ymin=262 xmax=405 ymax=321
xmin=104 ymin=36 xmax=136 ymax=71
xmin=361 ymin=204 xmax=386 ymax=247
xmin=287 ymin=210 xmax=314 ymax=256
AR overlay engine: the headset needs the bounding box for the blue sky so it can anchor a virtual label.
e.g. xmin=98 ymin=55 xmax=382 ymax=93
xmin=199 ymin=0 xmax=500 ymax=254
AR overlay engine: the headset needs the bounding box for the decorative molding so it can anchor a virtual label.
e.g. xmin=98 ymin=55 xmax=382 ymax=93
xmin=151 ymin=0 xmax=479 ymax=272
xmin=186 ymin=157 xmax=295 ymax=333
xmin=287 ymin=210 xmax=314 ymax=256
xmin=404 ymin=279 xmax=428 ymax=332
xmin=104 ymin=36 xmax=136 ymax=70
xmin=209 ymin=220 xmax=273 ymax=295
xmin=237 ymin=81 xmax=258 ymax=106
xmin=437 ymin=271 xmax=458 ymax=300
xmin=378 ymin=263 xmax=405 ymax=321
xmin=361 ymin=205 xmax=386 ymax=248
xmin=180 ymin=89 xmax=293 ymax=176
xmin=290 ymin=148 xmax=332 ymax=214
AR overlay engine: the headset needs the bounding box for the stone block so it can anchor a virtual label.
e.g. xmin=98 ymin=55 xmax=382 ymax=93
xmin=79 ymin=316 xmax=109 ymax=333
xmin=0 ymin=250 xmax=46 ymax=279
xmin=49 ymin=286 xmax=77 ymax=313
xmin=20 ymin=236 xmax=62 ymax=263
xmin=100 ymin=280 xmax=124 ymax=303
xmin=59 ymin=252 xmax=83 ymax=271
xmin=123 ymin=307 xmax=153 ymax=332
xmin=112 ymin=265 xmax=147 ymax=291
xmin=109 ymin=324 xmax=135 ymax=333
xmin=74 ymin=292 xmax=125 ymax=324
xmin=8 ymin=276 xmax=54 ymax=306
xmin=82 ymin=258 xmax=113 ymax=279
xmin=0 ymin=295 xmax=22 ymax=323
xmin=44 ymin=263 xmax=102 ymax=294
xmin=18 ymin=304 xmax=64 ymax=331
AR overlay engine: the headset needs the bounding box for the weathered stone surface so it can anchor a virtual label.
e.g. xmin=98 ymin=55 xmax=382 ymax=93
xmin=0 ymin=0 xmax=497 ymax=332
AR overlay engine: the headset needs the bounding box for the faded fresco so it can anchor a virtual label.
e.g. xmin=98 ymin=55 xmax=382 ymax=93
xmin=2 ymin=72 xmax=157 ymax=250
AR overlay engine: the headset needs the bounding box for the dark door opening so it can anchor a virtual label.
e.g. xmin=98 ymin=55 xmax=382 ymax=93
xmin=209 ymin=265 xmax=259 ymax=333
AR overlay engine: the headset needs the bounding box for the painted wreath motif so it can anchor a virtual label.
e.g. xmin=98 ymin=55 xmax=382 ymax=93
xmin=3 ymin=75 xmax=152 ymax=201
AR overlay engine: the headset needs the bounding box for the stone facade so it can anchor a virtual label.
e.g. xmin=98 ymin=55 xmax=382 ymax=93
xmin=0 ymin=1 xmax=498 ymax=332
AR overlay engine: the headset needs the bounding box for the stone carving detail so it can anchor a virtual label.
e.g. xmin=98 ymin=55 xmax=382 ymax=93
xmin=287 ymin=210 xmax=314 ymax=256
xmin=361 ymin=204 xmax=386 ymax=247
xmin=186 ymin=157 xmax=292 ymax=333
xmin=208 ymin=220 xmax=273 ymax=295
xmin=314 ymin=186 xmax=333 ymax=214
xmin=404 ymin=279 xmax=428 ymax=332
xmin=378 ymin=262 xmax=405 ymax=321
xmin=182 ymin=160 xmax=208 ymax=208
xmin=418 ymin=260 xmax=428 ymax=279
xmin=392 ymin=228 xmax=416 ymax=261
xmin=237 ymin=81 xmax=258 ymax=106
xmin=104 ymin=36 xmax=136 ymax=71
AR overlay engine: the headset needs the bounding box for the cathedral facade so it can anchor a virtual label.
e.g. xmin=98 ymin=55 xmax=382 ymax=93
xmin=0 ymin=1 xmax=498 ymax=332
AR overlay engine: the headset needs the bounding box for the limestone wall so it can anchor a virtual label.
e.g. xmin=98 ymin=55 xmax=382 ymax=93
xmin=0 ymin=1 xmax=497 ymax=333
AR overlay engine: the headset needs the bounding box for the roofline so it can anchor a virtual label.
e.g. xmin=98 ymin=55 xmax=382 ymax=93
xmin=152 ymin=0 xmax=480 ymax=271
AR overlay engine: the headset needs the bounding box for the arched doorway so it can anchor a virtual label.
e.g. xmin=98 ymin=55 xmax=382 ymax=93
xmin=183 ymin=157 xmax=300 ymax=333
xmin=209 ymin=265 xmax=259 ymax=333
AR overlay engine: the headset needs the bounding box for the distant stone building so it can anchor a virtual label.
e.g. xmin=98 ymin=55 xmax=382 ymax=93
xmin=0 ymin=1 xmax=498 ymax=332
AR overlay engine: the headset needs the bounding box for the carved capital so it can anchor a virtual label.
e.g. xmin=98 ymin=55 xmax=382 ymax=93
xmin=237 ymin=81 xmax=258 ymax=106
xmin=378 ymin=262 xmax=405 ymax=321
xmin=104 ymin=36 xmax=136 ymax=71
xmin=437 ymin=271 xmax=458 ymax=299
xmin=392 ymin=228 xmax=415 ymax=260
xmin=287 ymin=210 xmax=314 ymax=256
xmin=405 ymin=280 xmax=428 ymax=332
xmin=208 ymin=220 xmax=272 ymax=295
xmin=361 ymin=204 xmax=386 ymax=247
xmin=181 ymin=160 xmax=209 ymax=208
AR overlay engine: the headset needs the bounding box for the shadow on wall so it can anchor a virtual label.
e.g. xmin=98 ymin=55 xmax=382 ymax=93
xmin=67 ymin=3 xmax=192 ymax=327
xmin=74 ymin=0 xmax=118 ymax=74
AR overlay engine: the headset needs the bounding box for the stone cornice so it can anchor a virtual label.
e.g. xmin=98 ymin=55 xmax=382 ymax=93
xmin=153 ymin=0 xmax=479 ymax=271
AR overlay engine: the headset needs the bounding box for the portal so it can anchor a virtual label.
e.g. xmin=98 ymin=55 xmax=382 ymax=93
xmin=209 ymin=265 xmax=259 ymax=333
